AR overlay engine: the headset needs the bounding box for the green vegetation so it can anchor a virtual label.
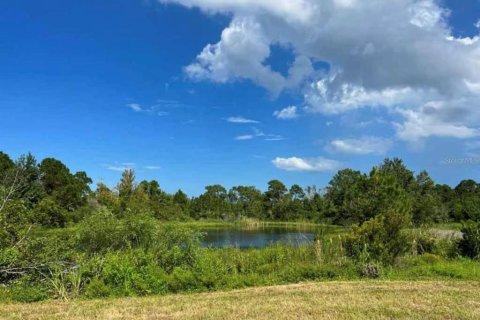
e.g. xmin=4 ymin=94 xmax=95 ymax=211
xmin=1 ymin=151 xmax=479 ymax=303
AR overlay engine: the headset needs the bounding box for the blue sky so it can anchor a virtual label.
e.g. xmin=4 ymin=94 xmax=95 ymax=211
xmin=1 ymin=0 xmax=479 ymax=195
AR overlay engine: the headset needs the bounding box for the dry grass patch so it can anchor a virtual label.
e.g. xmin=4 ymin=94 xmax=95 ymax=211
xmin=1 ymin=281 xmax=479 ymax=320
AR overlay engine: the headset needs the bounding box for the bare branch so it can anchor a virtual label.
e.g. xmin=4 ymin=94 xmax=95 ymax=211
xmin=0 ymin=168 xmax=21 ymax=214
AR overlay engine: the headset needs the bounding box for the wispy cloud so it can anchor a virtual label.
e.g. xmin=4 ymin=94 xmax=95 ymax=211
xmin=127 ymin=103 xmax=143 ymax=112
xmin=154 ymin=99 xmax=190 ymax=109
xmin=273 ymin=106 xmax=299 ymax=120
xmin=226 ymin=116 xmax=259 ymax=124
xmin=272 ymin=156 xmax=341 ymax=172
xmin=102 ymin=162 xmax=135 ymax=172
xmin=144 ymin=165 xmax=161 ymax=170
xmin=235 ymin=134 xmax=255 ymax=140
xmin=235 ymin=127 xmax=284 ymax=141
xmin=106 ymin=165 xmax=133 ymax=172
xmin=327 ymin=136 xmax=393 ymax=155
xmin=264 ymin=134 xmax=284 ymax=141
xmin=121 ymin=162 xmax=136 ymax=166
xmin=126 ymin=99 xmax=190 ymax=117
xmin=253 ymin=128 xmax=285 ymax=141
xmin=182 ymin=119 xmax=196 ymax=125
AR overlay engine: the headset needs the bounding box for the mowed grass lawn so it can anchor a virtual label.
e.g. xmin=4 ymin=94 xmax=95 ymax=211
xmin=1 ymin=281 xmax=479 ymax=320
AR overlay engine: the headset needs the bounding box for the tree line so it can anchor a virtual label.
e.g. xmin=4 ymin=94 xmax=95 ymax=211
xmin=1 ymin=151 xmax=479 ymax=229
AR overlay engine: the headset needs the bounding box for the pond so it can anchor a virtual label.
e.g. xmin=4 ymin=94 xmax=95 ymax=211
xmin=201 ymin=227 xmax=316 ymax=248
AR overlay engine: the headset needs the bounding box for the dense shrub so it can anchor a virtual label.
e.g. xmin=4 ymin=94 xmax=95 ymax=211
xmin=75 ymin=208 xmax=157 ymax=253
xmin=95 ymin=250 xmax=169 ymax=297
xmin=0 ymin=199 xmax=30 ymax=249
xmin=361 ymin=263 xmax=381 ymax=278
xmin=412 ymin=229 xmax=436 ymax=255
xmin=344 ymin=211 xmax=411 ymax=265
xmin=75 ymin=208 xmax=120 ymax=253
xmin=168 ymin=267 xmax=199 ymax=292
xmin=84 ymin=278 xmax=111 ymax=298
xmin=459 ymin=221 xmax=480 ymax=259
xmin=433 ymin=238 xmax=460 ymax=259
xmin=32 ymin=197 xmax=67 ymax=228
xmin=9 ymin=276 xmax=49 ymax=302
xmin=151 ymin=224 xmax=203 ymax=272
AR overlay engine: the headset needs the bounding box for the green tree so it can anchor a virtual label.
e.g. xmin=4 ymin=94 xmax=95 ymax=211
xmin=191 ymin=185 xmax=229 ymax=219
xmin=15 ymin=154 xmax=45 ymax=207
xmin=325 ymin=169 xmax=369 ymax=225
xmin=303 ymin=187 xmax=330 ymax=222
xmin=286 ymin=184 xmax=306 ymax=220
xmin=435 ymin=184 xmax=455 ymax=220
xmin=96 ymin=182 xmax=119 ymax=212
xmin=118 ymin=169 xmax=136 ymax=200
xmin=0 ymin=151 xmax=14 ymax=175
xmin=265 ymin=180 xmax=287 ymax=203
xmin=264 ymin=180 xmax=288 ymax=220
xmin=412 ymin=171 xmax=443 ymax=225
xmin=377 ymin=158 xmax=415 ymax=192
xmin=33 ymin=197 xmax=67 ymax=227
xmin=365 ymin=168 xmax=413 ymax=221
xmin=39 ymin=157 xmax=90 ymax=210
xmin=228 ymin=186 xmax=263 ymax=219
xmin=173 ymin=189 xmax=189 ymax=208
xmin=453 ymin=180 xmax=480 ymax=221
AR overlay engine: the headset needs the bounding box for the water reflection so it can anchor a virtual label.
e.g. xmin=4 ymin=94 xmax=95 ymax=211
xmin=201 ymin=227 xmax=315 ymax=248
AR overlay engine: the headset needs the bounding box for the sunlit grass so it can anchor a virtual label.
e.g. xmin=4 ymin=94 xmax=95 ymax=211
xmin=1 ymin=281 xmax=479 ymax=320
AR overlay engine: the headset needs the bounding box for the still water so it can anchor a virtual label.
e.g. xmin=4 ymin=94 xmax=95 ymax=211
xmin=201 ymin=227 xmax=315 ymax=248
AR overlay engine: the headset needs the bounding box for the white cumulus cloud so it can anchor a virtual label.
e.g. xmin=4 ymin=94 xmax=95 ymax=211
xmin=273 ymin=106 xmax=298 ymax=119
xmin=272 ymin=156 xmax=341 ymax=172
xmin=159 ymin=0 xmax=480 ymax=142
xmin=395 ymin=107 xmax=479 ymax=141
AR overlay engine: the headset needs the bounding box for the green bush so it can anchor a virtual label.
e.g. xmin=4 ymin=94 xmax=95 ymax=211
xmin=0 ymin=247 xmax=19 ymax=270
xmin=84 ymin=278 xmax=112 ymax=298
xmin=9 ymin=278 xmax=49 ymax=302
xmin=101 ymin=251 xmax=141 ymax=296
xmin=75 ymin=208 xmax=120 ymax=253
xmin=433 ymin=238 xmax=460 ymax=259
xmin=412 ymin=229 xmax=436 ymax=255
xmin=33 ymin=197 xmax=67 ymax=228
xmin=0 ymin=199 xmax=30 ymax=249
xmin=459 ymin=221 xmax=480 ymax=259
xmin=168 ymin=267 xmax=200 ymax=292
xmin=93 ymin=250 xmax=169 ymax=297
xmin=344 ymin=211 xmax=411 ymax=265
xmin=76 ymin=208 xmax=158 ymax=253
xmin=152 ymin=224 xmax=203 ymax=272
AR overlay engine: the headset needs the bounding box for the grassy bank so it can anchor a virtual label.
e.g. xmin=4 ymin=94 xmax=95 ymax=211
xmin=162 ymin=219 xmax=343 ymax=231
xmin=1 ymin=281 xmax=479 ymax=320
